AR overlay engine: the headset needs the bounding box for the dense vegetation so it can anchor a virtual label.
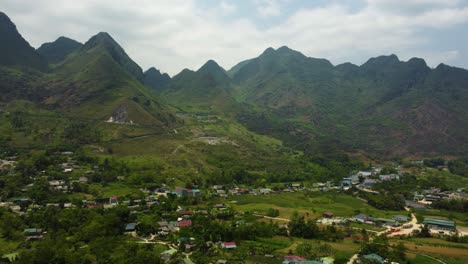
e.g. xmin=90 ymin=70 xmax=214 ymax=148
xmin=448 ymin=158 xmax=468 ymax=177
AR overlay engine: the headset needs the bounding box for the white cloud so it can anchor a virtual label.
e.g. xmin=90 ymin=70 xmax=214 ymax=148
xmin=220 ymin=1 xmax=237 ymax=15
xmin=367 ymin=0 xmax=462 ymax=13
xmin=1 ymin=0 xmax=468 ymax=75
xmin=255 ymin=0 xmax=281 ymax=17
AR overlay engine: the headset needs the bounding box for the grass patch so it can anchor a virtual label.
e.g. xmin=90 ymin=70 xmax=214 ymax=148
xmin=88 ymin=182 xmax=142 ymax=198
xmin=391 ymin=237 xmax=468 ymax=264
xmin=0 ymin=237 xmax=20 ymax=256
xmin=233 ymin=191 xmax=406 ymax=219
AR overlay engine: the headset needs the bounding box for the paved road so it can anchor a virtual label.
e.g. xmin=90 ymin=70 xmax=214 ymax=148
xmin=253 ymin=214 xmax=291 ymax=222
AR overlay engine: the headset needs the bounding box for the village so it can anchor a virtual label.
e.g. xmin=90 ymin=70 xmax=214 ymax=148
xmin=0 ymin=152 xmax=467 ymax=264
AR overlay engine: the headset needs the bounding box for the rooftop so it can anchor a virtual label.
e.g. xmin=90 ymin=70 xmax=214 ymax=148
xmin=423 ymin=218 xmax=456 ymax=227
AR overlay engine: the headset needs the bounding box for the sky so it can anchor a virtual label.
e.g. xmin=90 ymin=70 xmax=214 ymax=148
xmin=2 ymin=0 xmax=468 ymax=75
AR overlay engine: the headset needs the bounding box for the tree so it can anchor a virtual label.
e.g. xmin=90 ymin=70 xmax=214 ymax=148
xmin=30 ymin=178 xmax=51 ymax=203
xmin=395 ymin=242 xmax=406 ymax=260
xmin=0 ymin=211 xmax=24 ymax=240
xmin=424 ymin=158 xmax=445 ymax=168
xmin=266 ymin=208 xmax=279 ymax=217
xmin=296 ymin=242 xmax=317 ymax=260
xmin=419 ymin=224 xmax=431 ymax=238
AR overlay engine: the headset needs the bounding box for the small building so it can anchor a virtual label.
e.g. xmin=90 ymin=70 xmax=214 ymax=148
xmin=423 ymin=218 xmax=456 ymax=231
xmin=191 ymin=189 xmax=201 ymax=197
xmin=79 ymin=177 xmax=89 ymax=183
xmin=357 ymin=171 xmax=373 ymax=177
xmin=160 ymin=248 xmax=177 ymax=261
xmin=291 ymin=183 xmax=302 ymax=189
xmin=169 ymin=221 xmax=179 ymax=228
xmin=352 ymin=214 xmax=370 ymax=223
xmin=175 ymin=186 xmax=188 ymax=197
xmin=405 ymin=200 xmax=426 ymax=209
xmin=23 ymin=228 xmax=44 ymax=240
xmin=260 ymin=188 xmax=273 ymax=195
xmin=185 ymin=244 xmax=195 ymax=253
xmin=342 ymin=178 xmax=353 ymax=186
xmin=125 ymin=223 xmax=137 ymax=232
xmin=222 ymin=242 xmax=237 ymax=249
xmin=110 ymin=196 xmax=118 ymax=204
xmin=362 ymin=253 xmax=384 ymax=264
xmin=158 ymin=221 xmax=169 ymax=227
xmin=178 ymin=220 xmax=192 ymax=227
xmin=213 ymin=203 xmax=226 ymax=209
xmin=323 ymin=212 xmax=334 ymax=218
xmin=392 ymin=215 xmax=409 ymax=223
xmin=363 ymin=179 xmax=378 ymax=189
xmin=13 ymin=197 xmax=31 ymax=205
xmin=212 ymin=185 xmax=224 ymax=190
xmin=178 ymin=210 xmax=193 ymax=216
xmin=379 ymin=174 xmax=399 ymax=181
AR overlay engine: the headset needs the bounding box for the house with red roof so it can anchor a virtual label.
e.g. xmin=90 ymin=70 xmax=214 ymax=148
xmin=178 ymin=220 xmax=192 ymax=227
xmin=221 ymin=242 xmax=237 ymax=249
xmin=178 ymin=210 xmax=193 ymax=216
xmin=323 ymin=211 xmax=334 ymax=218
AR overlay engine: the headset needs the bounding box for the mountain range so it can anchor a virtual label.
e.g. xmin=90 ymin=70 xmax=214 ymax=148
xmin=1 ymin=11 xmax=467 ymax=157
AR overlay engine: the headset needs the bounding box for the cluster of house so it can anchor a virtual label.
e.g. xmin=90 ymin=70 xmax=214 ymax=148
xmin=173 ymin=186 xmax=201 ymax=198
xmin=317 ymin=212 xmax=410 ymax=227
xmin=212 ymin=185 xmax=275 ymax=197
xmin=209 ymin=183 xmax=329 ymax=198
xmin=61 ymin=161 xmax=80 ymax=173
xmin=0 ymin=197 xmax=35 ymax=215
xmin=412 ymin=187 xmax=467 ymax=205
xmin=351 ymin=214 xmax=409 ymax=227
xmin=282 ymin=255 xmax=335 ymax=264
xmin=159 ymin=241 xmax=237 ymax=264
xmin=342 ymin=169 xmax=401 ymax=190
xmin=0 ymin=198 xmax=76 ymax=215
xmin=154 ymin=217 xmax=193 ymax=236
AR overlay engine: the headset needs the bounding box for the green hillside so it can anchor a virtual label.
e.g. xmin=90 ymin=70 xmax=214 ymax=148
xmin=162 ymin=60 xmax=240 ymax=114
xmin=1 ymin=10 xmax=468 ymax=157
xmin=37 ymin=36 xmax=82 ymax=64
xmin=34 ymin=32 xmax=174 ymax=126
xmin=227 ymin=47 xmax=468 ymax=156
xmin=143 ymin=67 xmax=171 ymax=91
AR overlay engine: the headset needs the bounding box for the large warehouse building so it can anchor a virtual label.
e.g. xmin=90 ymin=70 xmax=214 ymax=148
xmin=423 ymin=218 xmax=456 ymax=231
